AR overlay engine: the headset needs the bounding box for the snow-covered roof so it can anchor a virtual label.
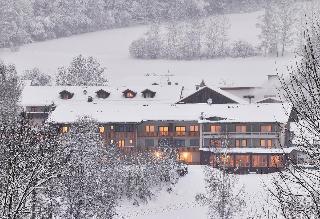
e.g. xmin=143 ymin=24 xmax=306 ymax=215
xmin=200 ymin=147 xmax=296 ymax=154
xmin=21 ymin=85 xmax=184 ymax=106
xmin=48 ymin=103 xmax=291 ymax=124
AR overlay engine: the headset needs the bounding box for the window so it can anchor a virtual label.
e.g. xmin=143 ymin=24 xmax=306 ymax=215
xmin=175 ymin=126 xmax=186 ymax=136
xmin=127 ymin=92 xmax=134 ymax=98
xmin=61 ymin=126 xmax=69 ymax=133
xmin=210 ymin=139 xmax=221 ymax=148
xmin=174 ymin=139 xmax=185 ymax=147
xmin=190 ymin=125 xmax=199 ymax=132
xmin=115 ymin=124 xmax=134 ymax=132
xmin=210 ymin=125 xmax=221 ymax=133
xmin=145 ymin=139 xmax=154 ymax=146
xmin=260 ymin=139 xmax=272 ymax=148
xmin=269 ymin=155 xmax=283 ymax=167
xmin=261 ymin=125 xmax=272 ymax=132
xmin=145 ymin=125 xmax=155 ymax=133
xmin=129 ymin=139 xmax=133 ymax=144
xmin=118 ymin=140 xmax=125 ymax=147
xmin=236 ymin=125 xmax=247 ymax=133
xmin=236 ymin=139 xmax=247 ymax=147
xmin=99 ymin=126 xmax=105 ymax=134
xmin=190 ymin=139 xmax=200 ymax=146
xmin=159 ymin=126 xmax=169 ymax=136
xmin=252 ymin=155 xmax=268 ymax=167
xmin=31 ymin=107 xmax=37 ymax=112
xmin=235 ymin=155 xmax=250 ymax=167
xmin=219 ymin=155 xmax=234 ymax=167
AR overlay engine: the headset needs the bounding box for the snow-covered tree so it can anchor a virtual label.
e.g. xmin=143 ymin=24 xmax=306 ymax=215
xmin=196 ymin=135 xmax=246 ymax=219
xmin=257 ymin=0 xmax=297 ymax=56
xmin=0 ymin=61 xmax=22 ymax=122
xmin=22 ymin=68 xmax=51 ymax=86
xmin=196 ymin=166 xmax=246 ymax=219
xmin=0 ymin=0 xmax=32 ymax=49
xmin=204 ymin=15 xmax=230 ymax=58
xmin=0 ymin=116 xmax=66 ymax=219
xmin=56 ymin=55 xmax=107 ymax=86
xmin=276 ymin=0 xmax=297 ymax=56
xmin=272 ymin=21 xmax=320 ymax=218
xmin=58 ymin=117 xmax=119 ymax=218
xmin=257 ymin=1 xmax=279 ymax=56
xmin=231 ymin=40 xmax=257 ymax=58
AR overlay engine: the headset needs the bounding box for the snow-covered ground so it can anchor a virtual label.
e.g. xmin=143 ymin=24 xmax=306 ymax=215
xmin=116 ymin=166 xmax=276 ymax=219
xmin=0 ymin=11 xmax=294 ymax=88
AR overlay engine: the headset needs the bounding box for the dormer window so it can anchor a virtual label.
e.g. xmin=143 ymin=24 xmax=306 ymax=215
xmin=96 ymin=89 xmax=110 ymax=99
xmin=123 ymin=89 xmax=137 ymax=98
xmin=59 ymin=90 xmax=74 ymax=100
xmin=141 ymin=89 xmax=156 ymax=98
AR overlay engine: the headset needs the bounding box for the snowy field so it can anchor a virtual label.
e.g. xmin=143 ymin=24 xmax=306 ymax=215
xmin=0 ymin=11 xmax=294 ymax=87
xmin=116 ymin=165 xmax=276 ymax=219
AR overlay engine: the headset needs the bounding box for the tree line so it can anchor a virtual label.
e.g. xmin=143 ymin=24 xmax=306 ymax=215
xmin=0 ymin=0 xmax=269 ymax=50
xmin=129 ymin=17 xmax=257 ymax=60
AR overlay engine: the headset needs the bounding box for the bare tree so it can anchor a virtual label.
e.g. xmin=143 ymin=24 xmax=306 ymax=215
xmin=196 ymin=135 xmax=246 ymax=219
xmin=271 ymin=21 xmax=320 ymax=219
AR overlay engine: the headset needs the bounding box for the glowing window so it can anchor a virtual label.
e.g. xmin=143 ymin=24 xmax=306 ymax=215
xmin=236 ymin=139 xmax=247 ymax=147
xmin=261 ymin=125 xmax=272 ymax=132
xmin=175 ymin=126 xmax=186 ymax=136
xmin=260 ymin=139 xmax=272 ymax=148
xmin=159 ymin=126 xmax=169 ymax=136
xmin=61 ymin=126 xmax=69 ymax=133
xmin=118 ymin=140 xmax=125 ymax=147
xmin=190 ymin=125 xmax=199 ymax=132
xmin=236 ymin=125 xmax=247 ymax=133
xmin=210 ymin=125 xmax=221 ymax=133
xmin=99 ymin=126 xmax=105 ymax=133
xmin=145 ymin=125 xmax=155 ymax=132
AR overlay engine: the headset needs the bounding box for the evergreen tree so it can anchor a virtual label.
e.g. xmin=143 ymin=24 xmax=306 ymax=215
xmin=56 ymin=55 xmax=107 ymax=86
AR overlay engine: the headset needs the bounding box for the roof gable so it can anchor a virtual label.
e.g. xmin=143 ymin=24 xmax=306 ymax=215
xmin=96 ymin=89 xmax=110 ymax=99
xmin=141 ymin=89 xmax=156 ymax=98
xmin=177 ymin=87 xmax=239 ymax=104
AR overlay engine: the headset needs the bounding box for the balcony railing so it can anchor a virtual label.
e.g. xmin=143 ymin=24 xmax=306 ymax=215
xmin=138 ymin=131 xmax=200 ymax=137
xmin=203 ymin=132 xmax=279 ymax=138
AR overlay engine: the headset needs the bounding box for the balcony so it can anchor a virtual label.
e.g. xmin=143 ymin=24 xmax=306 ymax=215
xmin=202 ymin=132 xmax=280 ymax=139
xmin=138 ymin=131 xmax=200 ymax=137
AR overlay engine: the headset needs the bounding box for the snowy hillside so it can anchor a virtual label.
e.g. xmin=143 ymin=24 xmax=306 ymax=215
xmin=0 ymin=11 xmax=294 ymax=88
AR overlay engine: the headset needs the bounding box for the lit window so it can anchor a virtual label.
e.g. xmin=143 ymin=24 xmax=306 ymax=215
xmin=145 ymin=125 xmax=155 ymax=133
xmin=270 ymin=155 xmax=283 ymax=167
xmin=175 ymin=126 xmax=186 ymax=136
xmin=129 ymin=139 xmax=133 ymax=144
xmin=210 ymin=125 xmax=221 ymax=133
xmin=236 ymin=125 xmax=247 ymax=133
xmin=261 ymin=125 xmax=272 ymax=132
xmin=236 ymin=139 xmax=247 ymax=147
xmin=118 ymin=140 xmax=125 ymax=147
xmin=126 ymin=92 xmax=135 ymax=98
xmin=159 ymin=126 xmax=169 ymax=136
xmin=99 ymin=126 xmax=105 ymax=133
xmin=61 ymin=126 xmax=69 ymax=133
xmin=190 ymin=125 xmax=199 ymax=132
xmin=260 ymin=139 xmax=272 ymax=148
xmin=110 ymin=125 xmax=114 ymax=130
